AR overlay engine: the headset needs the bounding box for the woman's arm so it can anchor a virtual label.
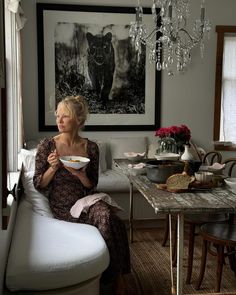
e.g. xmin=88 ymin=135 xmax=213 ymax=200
xmin=39 ymin=149 xmax=60 ymax=188
xmin=33 ymin=138 xmax=58 ymax=192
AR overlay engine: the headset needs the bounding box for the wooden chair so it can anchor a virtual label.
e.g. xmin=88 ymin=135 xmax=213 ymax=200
xmin=222 ymin=157 xmax=236 ymax=177
xmin=162 ymin=151 xmax=227 ymax=284
xmin=196 ymin=158 xmax=236 ymax=292
xmin=202 ymin=151 xmax=222 ymax=165
xmin=196 ymin=223 xmax=236 ymax=292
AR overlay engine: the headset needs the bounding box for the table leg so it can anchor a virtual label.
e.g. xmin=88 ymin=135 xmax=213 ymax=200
xmin=177 ymin=212 xmax=184 ymax=295
xmin=129 ymin=180 xmax=134 ymax=243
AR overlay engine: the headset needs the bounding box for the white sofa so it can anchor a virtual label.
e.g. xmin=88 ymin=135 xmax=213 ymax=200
xmin=5 ymin=136 xmax=203 ymax=294
xmin=4 ymin=136 xmax=154 ymax=295
xmin=5 ymin=147 xmax=111 ymax=294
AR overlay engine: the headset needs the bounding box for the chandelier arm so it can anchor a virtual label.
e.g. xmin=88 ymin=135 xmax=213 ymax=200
xmin=142 ymin=27 xmax=162 ymax=43
xmin=177 ymin=27 xmax=204 ymax=45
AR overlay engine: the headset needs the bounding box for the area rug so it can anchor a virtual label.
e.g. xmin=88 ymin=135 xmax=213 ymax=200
xmin=127 ymin=228 xmax=236 ymax=295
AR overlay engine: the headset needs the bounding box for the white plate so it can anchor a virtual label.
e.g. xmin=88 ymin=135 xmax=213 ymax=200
xmin=60 ymin=156 xmax=90 ymax=170
xmin=154 ymin=153 xmax=180 ymax=161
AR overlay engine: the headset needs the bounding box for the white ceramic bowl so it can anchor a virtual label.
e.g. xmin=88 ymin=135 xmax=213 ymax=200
xmin=124 ymin=152 xmax=145 ymax=162
xmin=195 ymin=171 xmax=214 ymax=183
xmin=60 ymin=156 xmax=90 ymax=170
xmin=224 ymin=178 xmax=236 ymax=193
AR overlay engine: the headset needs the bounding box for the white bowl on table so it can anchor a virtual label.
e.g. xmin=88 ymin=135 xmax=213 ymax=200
xmin=224 ymin=178 xmax=236 ymax=193
xmin=128 ymin=162 xmax=146 ymax=176
xmin=195 ymin=171 xmax=214 ymax=183
xmin=124 ymin=152 xmax=145 ymax=162
xmin=60 ymin=156 xmax=90 ymax=170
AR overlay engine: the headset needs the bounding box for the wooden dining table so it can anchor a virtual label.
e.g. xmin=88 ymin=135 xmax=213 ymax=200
xmin=114 ymin=159 xmax=236 ymax=295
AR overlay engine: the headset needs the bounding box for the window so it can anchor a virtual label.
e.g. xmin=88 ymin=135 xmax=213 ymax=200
xmin=214 ymin=26 xmax=236 ymax=151
xmin=5 ymin=1 xmax=25 ymax=171
xmin=2 ymin=0 xmax=25 ymax=229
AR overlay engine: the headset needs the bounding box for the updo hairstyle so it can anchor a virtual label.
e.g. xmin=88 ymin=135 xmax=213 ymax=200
xmin=58 ymin=95 xmax=89 ymax=128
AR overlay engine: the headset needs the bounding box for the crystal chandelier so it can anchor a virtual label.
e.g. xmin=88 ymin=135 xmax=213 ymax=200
xmin=129 ymin=0 xmax=211 ymax=75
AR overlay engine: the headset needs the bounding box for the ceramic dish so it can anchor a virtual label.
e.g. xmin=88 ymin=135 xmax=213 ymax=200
xmin=124 ymin=152 xmax=146 ymax=162
xmin=194 ymin=171 xmax=214 ymax=183
xmin=128 ymin=163 xmax=146 ymax=176
xmin=60 ymin=156 xmax=90 ymax=170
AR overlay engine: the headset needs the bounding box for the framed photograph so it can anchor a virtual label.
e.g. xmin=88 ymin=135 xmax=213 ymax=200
xmin=37 ymin=3 xmax=161 ymax=131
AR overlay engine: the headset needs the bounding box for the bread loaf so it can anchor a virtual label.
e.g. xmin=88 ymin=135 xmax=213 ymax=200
xmin=166 ymin=173 xmax=195 ymax=190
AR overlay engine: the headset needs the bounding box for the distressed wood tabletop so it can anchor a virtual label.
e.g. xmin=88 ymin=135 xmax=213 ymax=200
xmin=114 ymin=159 xmax=236 ymax=214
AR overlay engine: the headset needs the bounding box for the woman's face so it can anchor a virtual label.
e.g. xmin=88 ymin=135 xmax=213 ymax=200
xmin=55 ymin=104 xmax=77 ymax=133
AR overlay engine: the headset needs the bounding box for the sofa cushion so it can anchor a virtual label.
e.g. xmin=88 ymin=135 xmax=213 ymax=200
xmin=97 ymin=169 xmax=131 ymax=193
xmin=94 ymin=140 xmax=107 ymax=174
xmin=109 ymin=137 xmax=147 ymax=170
xmin=6 ymin=200 xmax=110 ymax=291
xmin=21 ymin=171 xmax=53 ymax=218
xmin=18 ymin=148 xmax=37 ymax=172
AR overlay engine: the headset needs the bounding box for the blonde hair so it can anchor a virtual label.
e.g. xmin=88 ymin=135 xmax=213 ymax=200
xmin=57 ymin=95 xmax=89 ymax=128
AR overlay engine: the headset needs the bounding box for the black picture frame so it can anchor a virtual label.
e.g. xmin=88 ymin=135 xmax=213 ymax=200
xmin=37 ymin=3 xmax=161 ymax=131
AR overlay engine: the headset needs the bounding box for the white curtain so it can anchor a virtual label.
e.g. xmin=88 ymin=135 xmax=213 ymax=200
xmin=220 ymin=35 xmax=236 ymax=143
xmin=5 ymin=0 xmax=26 ymax=171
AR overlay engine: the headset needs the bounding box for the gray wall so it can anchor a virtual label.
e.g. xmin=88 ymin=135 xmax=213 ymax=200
xmin=21 ymin=0 xmax=236 ymax=157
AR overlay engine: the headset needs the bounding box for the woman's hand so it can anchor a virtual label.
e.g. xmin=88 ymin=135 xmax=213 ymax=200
xmin=39 ymin=149 xmax=60 ymax=188
xmin=47 ymin=149 xmax=60 ymax=171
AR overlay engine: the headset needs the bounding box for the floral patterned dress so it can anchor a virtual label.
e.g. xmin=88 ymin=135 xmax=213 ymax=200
xmin=33 ymin=137 xmax=131 ymax=283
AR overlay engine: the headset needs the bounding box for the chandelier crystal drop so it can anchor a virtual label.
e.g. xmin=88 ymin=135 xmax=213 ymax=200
xmin=129 ymin=0 xmax=211 ymax=75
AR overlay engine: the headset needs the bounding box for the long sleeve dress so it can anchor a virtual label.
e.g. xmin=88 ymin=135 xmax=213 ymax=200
xmin=33 ymin=137 xmax=131 ymax=283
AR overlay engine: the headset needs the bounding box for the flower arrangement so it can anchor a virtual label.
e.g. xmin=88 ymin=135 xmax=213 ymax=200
xmin=155 ymin=124 xmax=191 ymax=152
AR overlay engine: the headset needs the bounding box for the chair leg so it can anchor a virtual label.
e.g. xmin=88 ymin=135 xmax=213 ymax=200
xmin=196 ymin=239 xmax=208 ymax=290
xmin=216 ymin=245 xmax=224 ymax=293
xmin=186 ymin=224 xmax=195 ymax=284
xmin=162 ymin=215 xmax=169 ymax=247
xmin=227 ymin=246 xmax=236 ymax=276
xmin=172 ymin=220 xmax=177 ymax=267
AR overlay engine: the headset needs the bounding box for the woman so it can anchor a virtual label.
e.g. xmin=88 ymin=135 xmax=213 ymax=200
xmin=33 ymin=95 xmax=131 ymax=295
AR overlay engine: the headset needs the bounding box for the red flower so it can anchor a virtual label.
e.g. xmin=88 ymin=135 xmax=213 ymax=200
xmin=155 ymin=127 xmax=171 ymax=138
xmin=155 ymin=124 xmax=191 ymax=146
